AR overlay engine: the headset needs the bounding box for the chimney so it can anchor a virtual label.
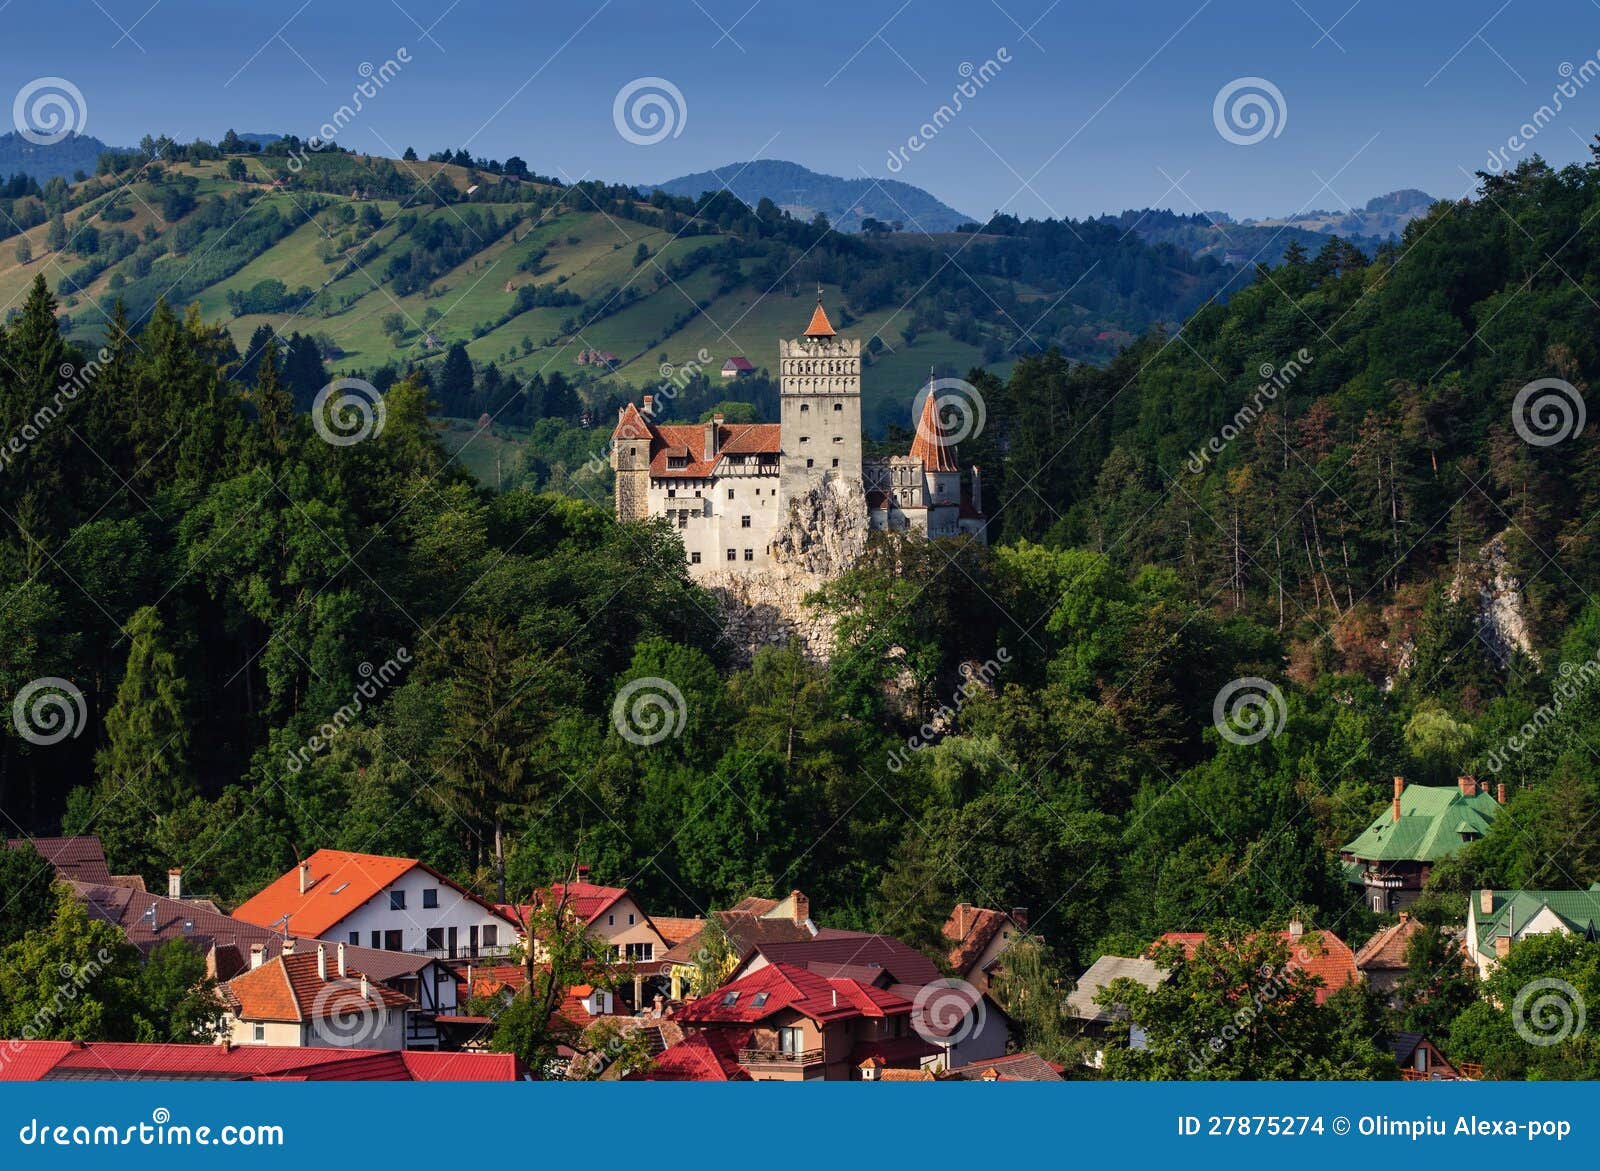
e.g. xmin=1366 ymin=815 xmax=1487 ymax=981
xmin=706 ymin=414 xmax=722 ymax=459
xmin=298 ymin=859 xmax=311 ymax=894
xmin=281 ymin=937 xmax=296 ymax=956
xmin=1479 ymin=888 xmax=1495 ymax=916
xmin=337 ymin=942 xmax=347 ymax=978
xmin=1010 ymin=906 xmax=1028 ymax=931
xmin=217 ymin=1037 xmax=231 ymax=1053
xmin=831 ymin=988 xmax=838 ymax=1008
xmin=791 ymin=890 xmax=810 ymax=927
xmin=971 ymin=465 xmax=983 ymax=514
xmin=1494 ymin=935 xmax=1512 ymax=959
xmin=1393 ymin=776 xmax=1405 ymax=821
xmin=1288 ymin=917 xmax=1305 ymax=939
xmin=167 ymin=868 xmax=183 ymax=900
xmin=575 ymin=863 xmax=590 ymax=882
xmin=1458 ymin=775 xmax=1478 ymax=798
xmin=1497 ymin=782 xmax=1507 ymax=805
xmin=249 ymin=944 xmax=265 ymax=969
xmin=652 ymin=994 xmax=664 ymax=1016
xmin=956 ymin=902 xmax=973 ymax=937
xmin=642 ymin=394 xmax=654 ymax=418
xmin=360 ymin=974 xmax=370 ymax=999
xmin=316 ymin=943 xmax=327 ymax=980
xmin=1398 ymin=911 xmax=1409 ymax=923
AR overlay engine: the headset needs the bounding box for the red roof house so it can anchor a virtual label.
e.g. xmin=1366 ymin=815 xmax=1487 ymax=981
xmin=1151 ymin=925 xmax=1360 ymax=1005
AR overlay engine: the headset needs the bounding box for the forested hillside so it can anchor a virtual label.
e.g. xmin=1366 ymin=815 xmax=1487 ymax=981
xmin=4 ymin=139 xmax=1600 ymax=1076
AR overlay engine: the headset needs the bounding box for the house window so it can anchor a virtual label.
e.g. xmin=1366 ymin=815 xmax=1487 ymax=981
xmin=721 ymin=991 xmax=739 ymax=1005
xmin=741 ymin=516 xmax=751 ymax=528
xmin=625 ymin=942 xmax=654 ymax=961
xmin=778 ymin=1026 xmax=804 ymax=1055
xmin=348 ymin=931 xmax=359 ymax=945
xmin=426 ymin=928 xmax=444 ymax=951
xmin=752 ymin=992 xmax=769 ymax=1008
xmin=691 ymin=552 xmax=701 ymax=564
xmin=608 ymin=914 xmax=615 ymax=926
xmin=252 ymin=1023 xmax=265 ymax=1043
xmin=384 ymin=930 xmax=403 ymax=951
xmin=727 ymin=549 xmax=737 ymax=561
xmin=483 ymin=926 xmax=498 ymax=948
xmin=370 ymin=932 xmax=381 ymax=948
xmin=628 ymin=913 xmax=636 ymax=925
xmin=390 ymin=890 xmax=406 ymax=910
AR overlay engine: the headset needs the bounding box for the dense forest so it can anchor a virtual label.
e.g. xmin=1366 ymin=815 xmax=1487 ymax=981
xmin=3 ymin=146 xmax=1600 ymax=1078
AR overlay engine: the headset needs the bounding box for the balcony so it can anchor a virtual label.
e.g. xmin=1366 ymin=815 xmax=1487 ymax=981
xmin=738 ymin=1047 xmax=823 ymax=1069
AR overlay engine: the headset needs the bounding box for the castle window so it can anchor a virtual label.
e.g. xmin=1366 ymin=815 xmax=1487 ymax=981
xmin=744 ymin=549 xmax=754 ymax=561
xmin=833 ymin=403 xmax=843 ymax=411
xmin=799 ymin=436 xmax=809 ymax=443
xmin=832 ymin=459 xmax=839 ymax=467
xmin=727 ymin=549 xmax=737 ymax=561
xmin=691 ymin=552 xmax=701 ymax=564
xmin=667 ymin=489 xmax=676 ymax=497
xmin=800 ymin=403 xmax=810 ymax=412
xmin=727 ymin=489 xmax=735 ymax=500
xmin=806 ymin=459 xmax=814 ymax=468
xmin=833 ymin=436 xmax=843 ymax=443
xmin=741 ymin=516 xmax=751 ymax=528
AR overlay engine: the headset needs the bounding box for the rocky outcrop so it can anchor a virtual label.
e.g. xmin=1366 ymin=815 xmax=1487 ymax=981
xmin=704 ymin=477 xmax=870 ymax=663
xmin=1449 ymin=534 xmax=1539 ymax=669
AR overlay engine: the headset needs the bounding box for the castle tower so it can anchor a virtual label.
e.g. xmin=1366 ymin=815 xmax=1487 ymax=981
xmin=911 ymin=378 xmax=962 ymax=509
xmin=779 ymin=291 xmax=862 ymax=502
xmin=610 ymin=396 xmax=655 ymax=522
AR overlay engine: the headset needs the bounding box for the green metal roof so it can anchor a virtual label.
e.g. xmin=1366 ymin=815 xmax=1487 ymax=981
xmin=1340 ymin=785 xmax=1500 ymax=862
xmin=1473 ymin=887 xmax=1600 ymax=954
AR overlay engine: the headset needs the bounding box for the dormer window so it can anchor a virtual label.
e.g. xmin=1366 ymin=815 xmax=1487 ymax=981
xmin=668 ymin=456 xmax=688 ymax=469
xmin=721 ymin=991 xmax=739 ymax=1005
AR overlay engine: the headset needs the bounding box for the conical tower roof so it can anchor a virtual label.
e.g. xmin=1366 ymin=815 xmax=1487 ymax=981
xmin=803 ymin=293 xmax=836 ymax=338
xmin=910 ymin=383 xmax=959 ymax=472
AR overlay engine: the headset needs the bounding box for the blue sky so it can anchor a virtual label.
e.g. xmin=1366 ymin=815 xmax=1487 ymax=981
xmin=5 ymin=0 xmax=1600 ymax=219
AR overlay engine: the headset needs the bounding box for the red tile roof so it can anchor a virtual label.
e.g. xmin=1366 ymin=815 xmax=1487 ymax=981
xmin=0 ymin=1040 xmax=522 ymax=1081
xmin=722 ymin=356 xmax=755 ymax=372
xmin=1152 ymin=930 xmax=1360 ymax=1005
xmin=1354 ymin=914 xmax=1426 ymax=972
xmin=632 ymin=1029 xmax=751 ymax=1081
xmin=8 ymin=835 xmax=113 ymax=884
xmin=749 ymin=930 xmax=943 ymax=988
xmin=674 ymin=962 xmax=913 ymax=1026
xmin=941 ymin=905 xmax=1014 ymax=975
xmin=943 ymin=1052 xmax=1066 ymax=1081
xmin=804 ymin=299 xmax=836 ymax=338
xmin=909 ymin=386 xmax=959 ymax=472
xmin=231 ymin=849 xmax=511 ymax=938
xmin=651 ymin=916 xmax=705 ymax=947
xmin=225 ymin=951 xmax=413 ymax=1023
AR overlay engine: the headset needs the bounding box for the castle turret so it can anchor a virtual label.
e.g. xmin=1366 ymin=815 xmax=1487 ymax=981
xmin=911 ymin=378 xmax=962 ymax=509
xmin=610 ymin=399 xmax=655 ymax=522
xmin=779 ymin=291 xmax=862 ymax=501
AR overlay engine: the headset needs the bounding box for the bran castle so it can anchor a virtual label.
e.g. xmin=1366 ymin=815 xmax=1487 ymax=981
xmin=609 ymin=296 xmax=986 ymax=596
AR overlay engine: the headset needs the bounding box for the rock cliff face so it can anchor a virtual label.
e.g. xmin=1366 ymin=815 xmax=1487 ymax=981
xmin=1468 ymin=534 xmax=1540 ymax=668
xmin=703 ymin=477 xmax=870 ymax=663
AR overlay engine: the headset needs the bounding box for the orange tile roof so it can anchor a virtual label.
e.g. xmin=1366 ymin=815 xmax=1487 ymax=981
xmin=225 ymin=951 xmax=413 ymax=1023
xmin=942 ymin=904 xmax=1012 ymax=974
xmin=804 ymin=299 xmax=836 ymax=337
xmin=1354 ymin=914 xmax=1426 ymax=972
xmin=231 ymin=850 xmax=418 ymax=937
xmin=651 ymin=916 xmax=706 ymax=947
xmin=1151 ymin=930 xmax=1360 ymax=1005
xmin=909 ymin=387 xmax=959 ymax=472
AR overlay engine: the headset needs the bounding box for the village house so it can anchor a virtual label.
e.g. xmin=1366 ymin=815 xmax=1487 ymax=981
xmin=1066 ymin=954 xmax=1168 ymax=1066
xmin=1465 ymin=885 xmax=1600 ymax=977
xmin=1153 ymin=922 xmax=1360 ymax=1005
xmin=659 ymin=891 xmax=816 ymax=999
xmin=665 ymin=960 xmax=934 ymax=1081
xmin=727 ymin=928 xmax=1011 ymax=1071
xmin=1353 ymin=912 xmax=1434 ymax=1000
xmin=720 ymin=355 xmax=755 ymax=377
xmin=497 ymin=867 xmax=672 ymax=1007
xmin=1341 ymin=776 xmax=1503 ymax=912
xmin=942 ymin=903 xmax=1028 ymax=995
xmin=8 ymin=834 xmax=144 ymax=889
xmin=220 ymin=942 xmax=416 ymax=1050
xmin=1390 ymin=1031 xmax=1463 ymax=1080
xmin=232 ymin=849 xmax=519 ymax=960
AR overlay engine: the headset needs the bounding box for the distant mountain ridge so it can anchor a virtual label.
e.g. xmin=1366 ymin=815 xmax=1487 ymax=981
xmin=647 ymin=160 xmax=974 ymax=233
xmin=0 ymin=131 xmax=121 ymax=183
xmin=1236 ymin=188 xmax=1438 ymax=238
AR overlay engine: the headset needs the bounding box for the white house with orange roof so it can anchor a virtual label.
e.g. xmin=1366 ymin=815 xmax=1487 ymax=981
xmin=610 ymin=296 xmax=984 ymax=583
xmin=231 ymin=849 xmax=520 ymax=960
